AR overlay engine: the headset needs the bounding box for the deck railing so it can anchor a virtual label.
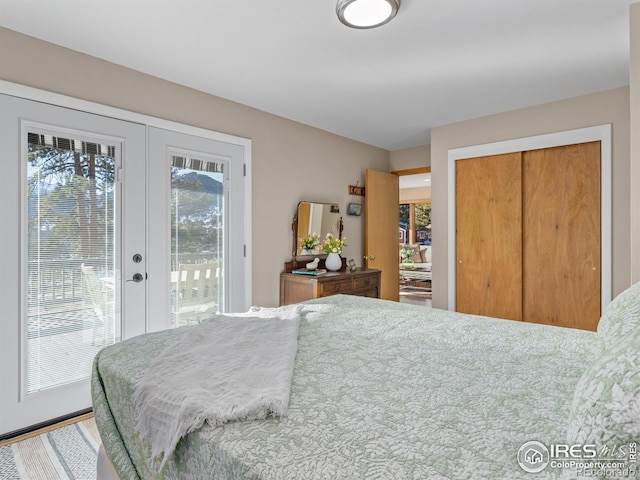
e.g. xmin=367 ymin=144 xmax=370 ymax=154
xmin=27 ymin=254 xmax=219 ymax=308
xmin=27 ymin=259 xmax=95 ymax=307
xmin=171 ymin=253 xmax=219 ymax=270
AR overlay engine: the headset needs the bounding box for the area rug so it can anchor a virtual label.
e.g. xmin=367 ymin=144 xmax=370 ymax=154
xmin=0 ymin=419 xmax=99 ymax=480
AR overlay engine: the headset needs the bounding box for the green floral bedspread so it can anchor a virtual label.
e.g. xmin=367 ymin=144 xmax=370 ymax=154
xmin=92 ymin=295 xmax=604 ymax=479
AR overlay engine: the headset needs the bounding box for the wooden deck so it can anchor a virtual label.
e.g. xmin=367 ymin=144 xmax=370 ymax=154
xmin=26 ymin=301 xmax=109 ymax=393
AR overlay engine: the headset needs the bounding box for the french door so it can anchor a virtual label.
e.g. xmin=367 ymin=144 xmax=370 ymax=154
xmin=0 ymin=93 xmax=246 ymax=436
xmin=146 ymin=127 xmax=245 ymax=332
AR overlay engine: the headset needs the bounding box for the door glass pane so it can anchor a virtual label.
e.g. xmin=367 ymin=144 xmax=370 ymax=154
xmin=171 ymin=155 xmax=224 ymax=327
xmin=26 ymin=132 xmax=119 ymax=394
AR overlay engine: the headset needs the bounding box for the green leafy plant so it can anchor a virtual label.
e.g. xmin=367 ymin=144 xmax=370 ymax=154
xmin=299 ymin=233 xmax=320 ymax=251
xmin=321 ymin=233 xmax=347 ymax=254
xmin=400 ymin=247 xmax=414 ymax=263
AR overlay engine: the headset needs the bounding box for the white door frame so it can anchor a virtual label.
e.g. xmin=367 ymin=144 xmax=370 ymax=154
xmin=0 ymin=80 xmax=252 ymax=313
xmin=447 ymin=125 xmax=612 ymax=312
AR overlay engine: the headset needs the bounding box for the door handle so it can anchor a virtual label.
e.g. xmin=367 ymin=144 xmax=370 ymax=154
xmin=126 ymin=273 xmax=145 ymax=283
xmin=363 ymin=255 xmax=375 ymax=261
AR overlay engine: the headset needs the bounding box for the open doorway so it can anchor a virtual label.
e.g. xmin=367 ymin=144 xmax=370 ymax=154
xmin=395 ymin=168 xmax=432 ymax=307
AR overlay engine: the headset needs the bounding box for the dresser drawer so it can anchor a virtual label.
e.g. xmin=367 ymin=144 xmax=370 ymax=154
xmin=359 ymin=288 xmax=379 ymax=298
xmin=320 ymin=278 xmax=353 ymax=296
xmin=353 ymin=275 xmax=377 ymax=289
xmin=280 ymin=269 xmax=380 ymax=305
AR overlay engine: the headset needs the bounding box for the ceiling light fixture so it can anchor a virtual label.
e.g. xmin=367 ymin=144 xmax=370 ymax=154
xmin=336 ymin=0 xmax=400 ymax=29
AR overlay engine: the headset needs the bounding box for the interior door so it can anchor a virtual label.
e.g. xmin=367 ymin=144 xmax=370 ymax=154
xmin=0 ymin=94 xmax=146 ymax=436
xmin=454 ymin=143 xmax=601 ymax=329
xmin=522 ymin=142 xmax=601 ymax=329
xmin=455 ymin=153 xmax=523 ymax=320
xmin=365 ymin=169 xmax=399 ymax=301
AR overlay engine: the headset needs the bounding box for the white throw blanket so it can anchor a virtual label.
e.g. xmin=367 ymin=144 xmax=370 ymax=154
xmin=133 ymin=305 xmax=302 ymax=471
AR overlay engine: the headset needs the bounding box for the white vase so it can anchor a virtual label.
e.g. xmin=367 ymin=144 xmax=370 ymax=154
xmin=325 ymin=252 xmax=342 ymax=271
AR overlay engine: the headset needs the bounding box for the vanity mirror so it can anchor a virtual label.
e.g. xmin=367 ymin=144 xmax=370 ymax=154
xmin=292 ymin=201 xmax=343 ymax=258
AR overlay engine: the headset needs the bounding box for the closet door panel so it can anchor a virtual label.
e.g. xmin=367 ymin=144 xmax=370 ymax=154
xmin=522 ymin=142 xmax=601 ymax=330
xmin=456 ymin=153 xmax=523 ymax=320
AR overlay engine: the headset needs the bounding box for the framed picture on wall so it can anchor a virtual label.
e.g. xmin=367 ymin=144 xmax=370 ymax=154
xmin=348 ymin=203 xmax=362 ymax=216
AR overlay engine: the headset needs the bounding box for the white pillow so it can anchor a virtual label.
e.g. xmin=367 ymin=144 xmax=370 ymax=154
xmin=421 ymin=245 xmax=432 ymax=264
xmin=567 ymin=335 xmax=640 ymax=445
xmin=228 ymin=304 xmax=303 ymax=320
xmin=597 ymin=282 xmax=640 ymax=346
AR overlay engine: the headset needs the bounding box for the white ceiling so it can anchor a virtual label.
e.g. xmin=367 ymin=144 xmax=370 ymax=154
xmin=399 ymin=173 xmax=430 ymax=189
xmin=0 ymin=0 xmax=633 ymax=150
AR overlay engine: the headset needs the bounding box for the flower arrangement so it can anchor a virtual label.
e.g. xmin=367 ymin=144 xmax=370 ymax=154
xmin=321 ymin=233 xmax=347 ymax=254
xmin=299 ymin=233 xmax=320 ymax=252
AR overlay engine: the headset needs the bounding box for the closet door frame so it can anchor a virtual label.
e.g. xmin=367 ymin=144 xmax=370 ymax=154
xmin=447 ymin=124 xmax=612 ymax=312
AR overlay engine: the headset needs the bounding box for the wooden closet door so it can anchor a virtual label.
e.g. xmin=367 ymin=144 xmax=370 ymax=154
xmin=456 ymin=153 xmax=523 ymax=320
xmin=522 ymin=142 xmax=601 ymax=330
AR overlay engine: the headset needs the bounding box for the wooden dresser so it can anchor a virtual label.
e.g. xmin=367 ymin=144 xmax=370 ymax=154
xmin=279 ymin=269 xmax=381 ymax=305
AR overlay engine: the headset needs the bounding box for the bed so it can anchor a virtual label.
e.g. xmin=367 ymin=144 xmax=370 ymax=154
xmin=92 ymin=287 xmax=640 ymax=479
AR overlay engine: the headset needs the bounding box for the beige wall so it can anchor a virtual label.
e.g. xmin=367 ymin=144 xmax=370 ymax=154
xmin=631 ymin=2 xmax=640 ymax=283
xmin=399 ymin=186 xmax=431 ymax=203
xmin=390 ymin=144 xmax=430 ymax=171
xmin=431 ymin=86 xmax=630 ymax=309
xmin=0 ymin=27 xmax=389 ymax=307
